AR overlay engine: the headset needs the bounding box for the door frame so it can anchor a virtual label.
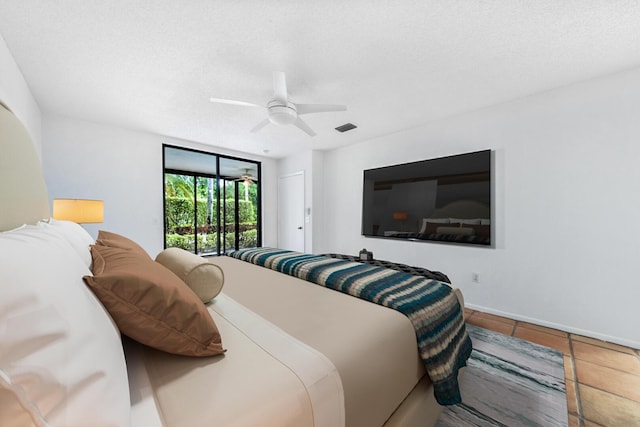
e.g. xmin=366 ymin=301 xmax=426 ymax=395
xmin=277 ymin=171 xmax=305 ymax=252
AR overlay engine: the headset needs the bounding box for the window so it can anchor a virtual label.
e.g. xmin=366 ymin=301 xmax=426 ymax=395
xmin=163 ymin=145 xmax=261 ymax=255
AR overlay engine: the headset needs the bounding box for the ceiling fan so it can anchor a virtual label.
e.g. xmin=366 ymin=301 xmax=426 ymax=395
xmin=234 ymin=169 xmax=256 ymax=186
xmin=210 ymin=71 xmax=346 ymax=136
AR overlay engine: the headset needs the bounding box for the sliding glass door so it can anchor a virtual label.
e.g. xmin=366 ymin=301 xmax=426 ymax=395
xmin=164 ymin=173 xmax=196 ymax=253
xmin=196 ymin=176 xmax=218 ymax=253
xmin=163 ymin=145 xmax=261 ymax=255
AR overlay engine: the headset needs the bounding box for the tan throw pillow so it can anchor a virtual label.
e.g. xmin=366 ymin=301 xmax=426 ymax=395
xmin=84 ymin=245 xmax=225 ymax=357
xmin=95 ymin=230 xmax=150 ymax=259
xmin=156 ymin=248 xmax=224 ymax=303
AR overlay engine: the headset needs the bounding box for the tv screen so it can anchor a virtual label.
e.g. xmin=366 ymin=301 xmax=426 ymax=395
xmin=362 ymin=150 xmax=491 ymax=246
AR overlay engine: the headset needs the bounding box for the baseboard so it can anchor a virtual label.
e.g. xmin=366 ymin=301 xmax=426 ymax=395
xmin=466 ymin=303 xmax=640 ymax=350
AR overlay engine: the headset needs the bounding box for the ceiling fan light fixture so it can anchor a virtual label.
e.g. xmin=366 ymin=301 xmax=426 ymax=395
xmin=267 ymin=100 xmax=297 ymax=125
xmin=211 ymin=72 xmax=346 ymax=136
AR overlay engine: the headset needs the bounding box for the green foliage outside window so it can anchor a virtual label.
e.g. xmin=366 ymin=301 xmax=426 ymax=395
xmin=164 ymin=172 xmax=259 ymax=254
xmin=165 ymin=197 xmax=257 ymax=231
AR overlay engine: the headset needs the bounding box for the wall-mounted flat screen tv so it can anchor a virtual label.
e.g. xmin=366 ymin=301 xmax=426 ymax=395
xmin=362 ymin=150 xmax=491 ymax=246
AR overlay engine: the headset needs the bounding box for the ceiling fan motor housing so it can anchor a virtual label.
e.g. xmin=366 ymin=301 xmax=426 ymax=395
xmin=267 ymin=99 xmax=297 ymax=125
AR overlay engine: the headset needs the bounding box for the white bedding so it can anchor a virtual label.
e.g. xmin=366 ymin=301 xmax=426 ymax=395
xmin=211 ymin=294 xmax=345 ymax=427
xmin=127 ymin=293 xmax=344 ymax=427
xmin=126 ymin=340 xmax=165 ymax=427
xmin=212 ymin=256 xmax=433 ymax=427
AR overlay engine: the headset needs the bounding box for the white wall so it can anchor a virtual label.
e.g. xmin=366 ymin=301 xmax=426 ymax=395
xmin=42 ymin=114 xmax=278 ymax=256
xmin=0 ymin=33 xmax=42 ymax=157
xmin=277 ymin=150 xmax=324 ymax=253
xmin=311 ymin=150 xmax=324 ymax=253
xmin=322 ymin=67 xmax=640 ymax=348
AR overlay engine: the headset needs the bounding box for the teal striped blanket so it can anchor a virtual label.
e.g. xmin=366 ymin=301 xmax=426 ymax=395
xmin=228 ymin=247 xmax=472 ymax=405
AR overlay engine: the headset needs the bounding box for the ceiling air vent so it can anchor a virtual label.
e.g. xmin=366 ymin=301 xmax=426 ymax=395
xmin=335 ymin=123 xmax=357 ymax=133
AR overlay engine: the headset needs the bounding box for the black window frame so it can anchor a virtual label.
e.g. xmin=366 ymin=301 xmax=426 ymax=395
xmin=162 ymin=144 xmax=262 ymax=255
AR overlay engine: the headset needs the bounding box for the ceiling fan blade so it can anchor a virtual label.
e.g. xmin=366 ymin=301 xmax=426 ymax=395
xmin=210 ymin=98 xmax=262 ymax=108
xmin=294 ymin=117 xmax=316 ymax=137
xmin=273 ymin=71 xmax=288 ymax=103
xmin=250 ymin=118 xmax=271 ymax=133
xmin=296 ymin=104 xmax=347 ymax=115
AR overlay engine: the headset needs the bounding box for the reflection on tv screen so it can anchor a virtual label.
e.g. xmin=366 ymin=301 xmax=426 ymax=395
xmin=362 ymin=150 xmax=491 ymax=246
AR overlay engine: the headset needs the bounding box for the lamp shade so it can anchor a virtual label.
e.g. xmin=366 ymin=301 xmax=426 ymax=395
xmin=53 ymin=199 xmax=104 ymax=223
xmin=392 ymin=211 xmax=408 ymax=221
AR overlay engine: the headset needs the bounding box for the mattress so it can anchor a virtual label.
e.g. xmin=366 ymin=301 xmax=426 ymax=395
xmin=210 ymin=256 xmax=435 ymax=427
xmin=127 ymin=256 xmax=459 ymax=427
xmin=130 ymin=293 xmax=343 ymax=427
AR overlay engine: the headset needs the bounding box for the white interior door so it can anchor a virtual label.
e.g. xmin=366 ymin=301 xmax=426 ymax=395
xmin=278 ymin=172 xmax=305 ymax=252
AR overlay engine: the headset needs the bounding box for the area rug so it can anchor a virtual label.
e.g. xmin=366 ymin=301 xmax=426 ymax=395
xmin=436 ymin=324 xmax=568 ymax=427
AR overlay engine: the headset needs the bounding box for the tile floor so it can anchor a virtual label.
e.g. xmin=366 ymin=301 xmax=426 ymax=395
xmin=464 ymin=309 xmax=640 ymax=427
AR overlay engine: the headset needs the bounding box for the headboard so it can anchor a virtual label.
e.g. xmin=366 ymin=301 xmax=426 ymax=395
xmin=0 ymin=103 xmax=50 ymax=231
xmin=430 ymin=200 xmax=490 ymax=219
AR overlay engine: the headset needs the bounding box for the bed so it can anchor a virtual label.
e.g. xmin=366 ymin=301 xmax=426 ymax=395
xmin=383 ymin=201 xmax=492 ymax=245
xmin=0 ymin=102 xmax=471 ymax=427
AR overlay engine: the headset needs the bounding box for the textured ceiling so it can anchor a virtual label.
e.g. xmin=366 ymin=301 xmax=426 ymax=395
xmin=1 ymin=1 xmax=640 ymax=158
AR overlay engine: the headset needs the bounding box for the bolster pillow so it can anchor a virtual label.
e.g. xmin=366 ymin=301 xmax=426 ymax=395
xmin=155 ymin=248 xmax=224 ymax=303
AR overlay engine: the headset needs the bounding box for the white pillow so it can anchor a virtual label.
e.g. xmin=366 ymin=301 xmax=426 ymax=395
xmin=419 ymin=217 xmax=449 ymax=233
xmin=0 ymin=225 xmax=130 ymax=427
xmin=38 ymin=219 xmax=94 ymax=268
xmin=458 ymin=218 xmax=482 ymax=225
xmin=0 ymin=223 xmax=27 ymax=233
xmin=1 ymin=370 xmax=48 ymax=426
xmin=155 ymin=247 xmax=225 ymax=303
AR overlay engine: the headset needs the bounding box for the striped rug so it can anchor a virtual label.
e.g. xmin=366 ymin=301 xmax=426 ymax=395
xmin=436 ymin=324 xmax=568 ymax=427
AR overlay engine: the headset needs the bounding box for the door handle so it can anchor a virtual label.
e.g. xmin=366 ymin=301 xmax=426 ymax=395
xmin=297 ymin=226 xmax=303 ymax=230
